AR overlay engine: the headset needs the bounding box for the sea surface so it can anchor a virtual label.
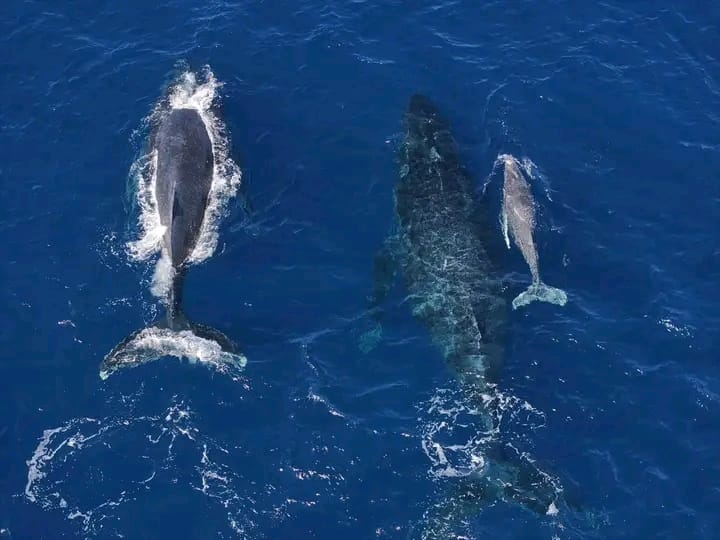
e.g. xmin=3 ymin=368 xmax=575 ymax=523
xmin=2 ymin=1 xmax=719 ymax=539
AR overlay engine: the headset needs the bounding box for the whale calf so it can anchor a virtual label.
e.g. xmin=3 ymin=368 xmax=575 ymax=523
xmin=500 ymin=154 xmax=567 ymax=309
xmin=369 ymin=96 xmax=563 ymax=535
xmin=101 ymin=107 xmax=245 ymax=379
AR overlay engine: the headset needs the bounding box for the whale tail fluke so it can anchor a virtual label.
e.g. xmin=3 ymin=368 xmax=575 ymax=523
xmin=100 ymin=311 xmax=246 ymax=380
xmin=419 ymin=445 xmax=569 ymax=539
xmin=512 ymin=281 xmax=567 ymax=310
xmin=480 ymin=446 xmax=564 ymax=515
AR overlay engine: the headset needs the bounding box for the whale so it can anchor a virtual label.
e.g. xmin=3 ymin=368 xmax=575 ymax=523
xmin=101 ymin=107 xmax=245 ymax=379
xmin=368 ymin=95 xmax=564 ymax=536
xmin=500 ymin=153 xmax=567 ymax=309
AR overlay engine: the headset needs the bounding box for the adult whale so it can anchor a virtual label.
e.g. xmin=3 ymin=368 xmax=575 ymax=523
xmin=101 ymin=107 xmax=245 ymax=379
xmin=369 ymin=95 xmax=565 ymax=536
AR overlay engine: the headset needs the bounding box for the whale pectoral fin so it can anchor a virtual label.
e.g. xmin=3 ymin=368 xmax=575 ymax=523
xmin=359 ymin=236 xmax=400 ymax=354
xmin=370 ymin=237 xmax=400 ymax=310
xmin=370 ymin=239 xmax=399 ymax=305
xmin=500 ymin=207 xmax=510 ymax=249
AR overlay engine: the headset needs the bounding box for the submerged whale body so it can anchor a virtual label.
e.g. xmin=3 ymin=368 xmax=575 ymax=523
xmin=370 ymin=95 xmax=564 ymax=535
xmin=101 ymin=107 xmax=246 ymax=379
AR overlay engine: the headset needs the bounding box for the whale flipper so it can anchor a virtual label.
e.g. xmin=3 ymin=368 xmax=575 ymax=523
xmin=500 ymin=206 xmax=510 ymax=249
xmin=512 ymin=281 xmax=568 ymax=310
xmin=358 ymin=238 xmax=400 ymax=354
xmin=100 ymin=315 xmax=246 ymax=380
xmin=371 ymin=237 xmax=400 ymax=308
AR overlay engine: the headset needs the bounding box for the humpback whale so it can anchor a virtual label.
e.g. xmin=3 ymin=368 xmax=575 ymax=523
xmin=500 ymin=154 xmax=567 ymax=309
xmin=370 ymin=95 xmax=563 ymax=535
xmin=101 ymin=107 xmax=245 ymax=379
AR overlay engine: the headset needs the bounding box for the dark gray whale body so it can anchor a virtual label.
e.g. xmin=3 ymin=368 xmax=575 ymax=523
xmin=156 ymin=108 xmax=213 ymax=270
xmin=395 ymin=95 xmax=506 ymax=390
xmin=101 ymin=107 xmax=243 ymax=379
xmin=370 ymin=95 xmax=564 ymax=535
xmin=154 ymin=108 xmax=213 ymax=323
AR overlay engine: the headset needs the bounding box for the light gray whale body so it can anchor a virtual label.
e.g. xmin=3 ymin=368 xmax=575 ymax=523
xmin=369 ymin=96 xmax=564 ymax=537
xmin=101 ymin=108 xmax=244 ymax=379
xmin=500 ymin=154 xmax=567 ymax=309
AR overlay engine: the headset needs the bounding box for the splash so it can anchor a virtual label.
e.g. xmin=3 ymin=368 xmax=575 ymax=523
xmin=416 ymin=386 xmax=565 ymax=538
xmin=125 ymin=69 xmax=242 ymax=297
xmin=23 ymin=395 xmax=359 ymax=538
xmin=149 ymin=252 xmax=175 ymax=299
xmin=418 ymin=386 xmax=547 ymax=480
xmin=23 ymin=400 xmax=256 ymax=538
xmin=519 ymin=155 xmax=554 ymax=202
xmin=25 ymin=418 xmax=102 ymax=506
xmin=126 ymin=149 xmax=162 ymax=261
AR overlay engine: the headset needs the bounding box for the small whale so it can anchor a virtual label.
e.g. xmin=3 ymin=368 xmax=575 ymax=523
xmin=101 ymin=107 xmax=245 ymax=379
xmin=500 ymin=154 xmax=567 ymax=310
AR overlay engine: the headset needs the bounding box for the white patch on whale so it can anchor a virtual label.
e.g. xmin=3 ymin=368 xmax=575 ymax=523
xmin=149 ymin=252 xmax=175 ymax=300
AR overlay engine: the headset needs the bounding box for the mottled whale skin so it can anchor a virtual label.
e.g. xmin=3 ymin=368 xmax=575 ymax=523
xmin=101 ymin=107 xmax=242 ymax=379
xmin=370 ymin=96 xmax=563 ymax=535
xmin=500 ymin=153 xmax=567 ymax=309
xmin=395 ymin=95 xmax=506 ymax=391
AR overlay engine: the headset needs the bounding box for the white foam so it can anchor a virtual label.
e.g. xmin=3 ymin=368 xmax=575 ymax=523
xmin=126 ymin=149 xmax=162 ymax=261
xmin=658 ymin=318 xmax=693 ymax=338
xmin=149 ymin=252 xmax=175 ymax=299
xmin=125 ymin=68 xmax=242 ymax=297
xmin=419 ymin=386 xmax=546 ymax=480
xmin=23 ymin=401 xmax=258 ymax=537
xmin=519 ymin=156 xmax=554 ymax=202
xmin=100 ymin=327 xmax=247 ymax=381
xmin=25 ymin=419 xmax=101 ymax=506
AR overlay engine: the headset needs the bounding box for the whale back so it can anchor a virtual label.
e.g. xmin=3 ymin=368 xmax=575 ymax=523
xmin=154 ymin=108 xmax=214 ymax=267
xmin=395 ymin=95 xmax=507 ymax=387
xmin=502 ymin=156 xmax=539 ymax=282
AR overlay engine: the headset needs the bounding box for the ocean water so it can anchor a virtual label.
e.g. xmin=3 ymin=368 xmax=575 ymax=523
xmin=1 ymin=0 xmax=719 ymax=538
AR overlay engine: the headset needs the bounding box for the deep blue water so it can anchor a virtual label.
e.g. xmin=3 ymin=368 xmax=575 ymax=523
xmin=2 ymin=1 xmax=720 ymax=538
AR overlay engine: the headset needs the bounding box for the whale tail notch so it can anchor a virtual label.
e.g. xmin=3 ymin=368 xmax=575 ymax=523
xmin=100 ymin=307 xmax=246 ymax=380
xmin=512 ymin=281 xmax=567 ymax=310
